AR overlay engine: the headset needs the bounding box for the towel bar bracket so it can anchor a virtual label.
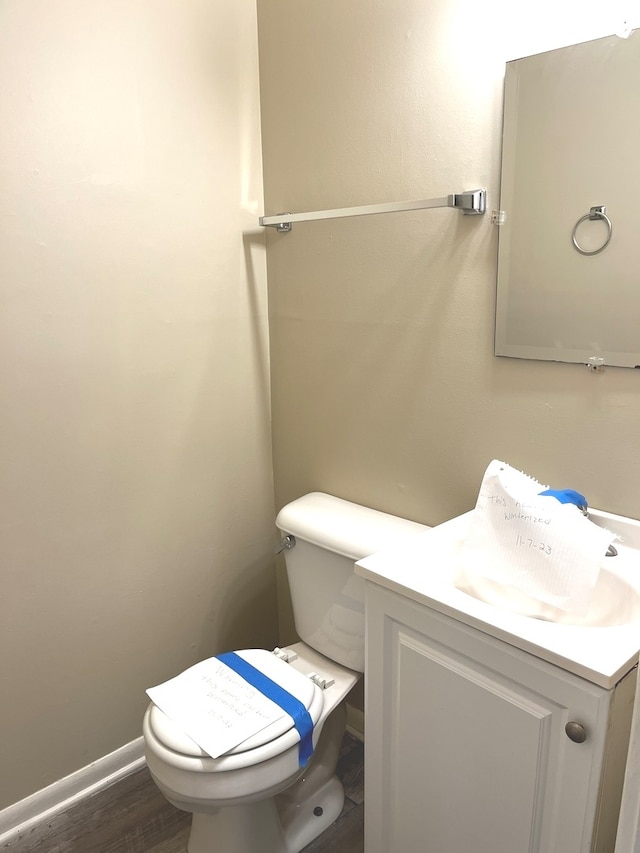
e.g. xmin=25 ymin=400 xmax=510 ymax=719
xmin=448 ymin=189 xmax=486 ymax=215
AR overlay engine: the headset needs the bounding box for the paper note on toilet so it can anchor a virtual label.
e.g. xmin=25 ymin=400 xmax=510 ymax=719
xmin=456 ymin=460 xmax=617 ymax=615
xmin=146 ymin=656 xmax=287 ymax=759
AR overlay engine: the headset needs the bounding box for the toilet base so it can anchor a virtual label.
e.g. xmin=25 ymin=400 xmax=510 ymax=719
xmin=276 ymin=774 xmax=345 ymax=853
xmin=188 ymin=801 xmax=287 ymax=853
xmin=186 ymin=704 xmax=348 ymax=853
xmin=187 ymin=776 xmax=344 ymax=853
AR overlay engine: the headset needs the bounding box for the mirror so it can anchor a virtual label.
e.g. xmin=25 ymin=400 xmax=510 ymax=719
xmin=495 ymin=30 xmax=640 ymax=369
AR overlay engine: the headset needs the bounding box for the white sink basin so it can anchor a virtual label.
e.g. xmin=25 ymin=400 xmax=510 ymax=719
xmin=356 ymin=507 xmax=640 ymax=688
xmin=458 ymin=550 xmax=640 ymax=627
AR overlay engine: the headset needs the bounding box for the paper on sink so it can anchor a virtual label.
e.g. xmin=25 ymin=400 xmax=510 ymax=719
xmin=146 ymin=655 xmax=287 ymax=759
xmin=456 ymin=460 xmax=617 ymax=614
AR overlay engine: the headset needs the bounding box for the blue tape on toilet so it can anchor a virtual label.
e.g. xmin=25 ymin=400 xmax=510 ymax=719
xmin=217 ymin=651 xmax=314 ymax=767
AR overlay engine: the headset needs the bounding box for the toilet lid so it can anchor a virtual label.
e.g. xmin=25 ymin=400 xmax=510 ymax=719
xmin=149 ymin=649 xmax=317 ymax=758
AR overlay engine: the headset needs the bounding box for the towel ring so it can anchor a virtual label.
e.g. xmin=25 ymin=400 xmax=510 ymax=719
xmin=571 ymin=205 xmax=612 ymax=256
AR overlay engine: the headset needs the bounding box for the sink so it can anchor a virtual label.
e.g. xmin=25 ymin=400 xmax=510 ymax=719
xmin=456 ymin=549 xmax=640 ymax=627
xmin=355 ymin=507 xmax=640 ymax=689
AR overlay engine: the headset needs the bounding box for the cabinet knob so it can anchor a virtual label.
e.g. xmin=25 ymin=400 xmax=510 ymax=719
xmin=565 ymin=721 xmax=587 ymax=743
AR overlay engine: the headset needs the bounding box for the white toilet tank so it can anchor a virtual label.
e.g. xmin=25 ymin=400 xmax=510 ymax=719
xmin=276 ymin=493 xmax=428 ymax=672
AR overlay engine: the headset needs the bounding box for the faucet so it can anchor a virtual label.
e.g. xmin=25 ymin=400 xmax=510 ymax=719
xmin=579 ymin=506 xmax=618 ymax=557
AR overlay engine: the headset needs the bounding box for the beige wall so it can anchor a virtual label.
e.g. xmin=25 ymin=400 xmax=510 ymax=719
xmin=0 ymin=0 xmax=276 ymax=808
xmin=257 ymin=0 xmax=640 ymax=641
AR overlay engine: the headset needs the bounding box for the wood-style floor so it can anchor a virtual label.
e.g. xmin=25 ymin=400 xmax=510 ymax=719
xmin=3 ymin=733 xmax=364 ymax=853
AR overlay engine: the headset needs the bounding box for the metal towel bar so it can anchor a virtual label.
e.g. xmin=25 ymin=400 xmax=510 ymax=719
xmin=259 ymin=188 xmax=486 ymax=232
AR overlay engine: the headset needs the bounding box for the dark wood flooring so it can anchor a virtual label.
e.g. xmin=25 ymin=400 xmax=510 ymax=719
xmin=3 ymin=733 xmax=364 ymax=853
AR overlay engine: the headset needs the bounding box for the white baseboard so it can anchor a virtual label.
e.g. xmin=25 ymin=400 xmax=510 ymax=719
xmin=0 ymin=737 xmax=145 ymax=846
xmin=346 ymin=704 xmax=364 ymax=741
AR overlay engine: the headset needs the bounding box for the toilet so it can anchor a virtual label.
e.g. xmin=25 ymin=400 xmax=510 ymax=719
xmin=142 ymin=492 xmax=427 ymax=853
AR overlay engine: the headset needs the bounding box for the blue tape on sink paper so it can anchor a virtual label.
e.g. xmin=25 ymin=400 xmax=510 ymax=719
xmin=217 ymin=651 xmax=314 ymax=767
xmin=538 ymin=488 xmax=588 ymax=510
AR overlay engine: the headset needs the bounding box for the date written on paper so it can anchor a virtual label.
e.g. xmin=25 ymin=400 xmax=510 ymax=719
xmin=515 ymin=534 xmax=552 ymax=555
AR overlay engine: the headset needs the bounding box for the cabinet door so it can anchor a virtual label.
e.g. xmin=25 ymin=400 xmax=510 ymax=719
xmin=364 ymin=585 xmax=612 ymax=853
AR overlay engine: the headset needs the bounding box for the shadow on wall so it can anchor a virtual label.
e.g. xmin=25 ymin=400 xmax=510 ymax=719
xmin=200 ymin=553 xmax=280 ymax=659
xmin=243 ymin=230 xmax=271 ymax=431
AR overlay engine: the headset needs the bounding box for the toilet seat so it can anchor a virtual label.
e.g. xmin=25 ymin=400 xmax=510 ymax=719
xmin=146 ymin=649 xmax=324 ymax=770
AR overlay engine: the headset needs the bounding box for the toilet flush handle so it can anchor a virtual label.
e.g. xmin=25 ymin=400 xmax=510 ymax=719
xmin=274 ymin=535 xmax=296 ymax=555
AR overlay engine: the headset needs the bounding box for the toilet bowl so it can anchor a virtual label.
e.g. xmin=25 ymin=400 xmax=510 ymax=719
xmin=142 ymin=492 xmax=428 ymax=853
xmin=144 ymin=642 xmax=359 ymax=852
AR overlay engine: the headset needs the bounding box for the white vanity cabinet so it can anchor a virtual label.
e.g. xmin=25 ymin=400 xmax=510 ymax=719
xmin=362 ymin=583 xmax=636 ymax=853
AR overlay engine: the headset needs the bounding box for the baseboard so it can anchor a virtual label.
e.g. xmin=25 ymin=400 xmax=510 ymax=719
xmin=0 ymin=705 xmax=359 ymax=845
xmin=346 ymin=704 xmax=364 ymax=741
xmin=0 ymin=737 xmax=145 ymax=845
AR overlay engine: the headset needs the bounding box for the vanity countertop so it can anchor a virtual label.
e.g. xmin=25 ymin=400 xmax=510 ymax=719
xmin=355 ymin=510 xmax=640 ymax=689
